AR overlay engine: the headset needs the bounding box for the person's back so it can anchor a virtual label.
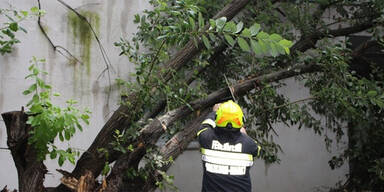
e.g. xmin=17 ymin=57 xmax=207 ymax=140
xmin=197 ymin=101 xmax=261 ymax=192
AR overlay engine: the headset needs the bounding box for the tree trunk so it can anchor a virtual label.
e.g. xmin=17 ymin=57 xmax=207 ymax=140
xmin=1 ymin=111 xmax=47 ymax=192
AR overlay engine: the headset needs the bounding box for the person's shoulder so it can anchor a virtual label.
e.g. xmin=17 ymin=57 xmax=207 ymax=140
xmin=240 ymin=134 xmax=259 ymax=147
xmin=197 ymin=125 xmax=214 ymax=138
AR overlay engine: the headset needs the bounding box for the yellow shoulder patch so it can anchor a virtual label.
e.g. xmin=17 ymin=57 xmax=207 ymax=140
xmin=201 ymin=119 xmax=216 ymax=128
xmin=197 ymin=128 xmax=208 ymax=137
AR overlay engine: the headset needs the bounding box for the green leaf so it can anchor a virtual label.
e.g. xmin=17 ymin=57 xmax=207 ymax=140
xmin=27 ymin=84 xmax=37 ymax=93
xmin=209 ymin=19 xmax=216 ymax=29
xmin=50 ymin=150 xmax=57 ymax=159
xmin=30 ymin=7 xmax=39 ymax=14
xmin=198 ymin=12 xmax=204 ymax=29
xmin=20 ymin=11 xmax=28 ymax=17
xmin=376 ymin=99 xmax=384 ymax=108
xmin=256 ymin=31 xmax=269 ymax=40
xmin=250 ymin=23 xmax=261 ymax=36
xmin=64 ymin=130 xmax=71 ymax=141
xmin=241 ymin=28 xmax=252 ymax=38
xmin=188 ymin=17 xmax=195 ymax=30
xmin=9 ymin=23 xmax=18 ymax=32
xmin=59 ymin=132 xmax=64 ymax=142
xmin=235 ymin=22 xmax=243 ymax=33
xmin=367 ymin=90 xmax=378 ymax=97
xmin=102 ymin=163 xmax=111 ymax=176
xmin=279 ymin=39 xmax=293 ymax=48
xmin=224 ymin=34 xmax=235 ymax=46
xmin=202 ymin=35 xmax=211 ymax=49
xmin=258 ymin=39 xmax=269 ymax=54
xmin=209 ymin=33 xmax=216 ymax=41
xmin=23 ymin=89 xmax=32 ymax=95
xmin=58 ymin=155 xmax=65 ymax=166
xmin=68 ymin=154 xmax=75 ymax=164
xmin=284 ymin=47 xmax=290 ymax=54
xmin=270 ymin=33 xmax=283 ymax=42
xmin=134 ymin=14 xmax=140 ymax=23
xmin=250 ymin=40 xmax=262 ymax=55
xmin=215 ymin=17 xmax=227 ymax=31
xmin=275 ymin=43 xmax=286 ymax=55
xmin=269 ymin=43 xmax=278 ymax=57
xmin=156 ymin=35 xmax=168 ymax=40
xmin=237 ymin=37 xmax=250 ymax=52
xmin=223 ymin=21 xmax=236 ymax=32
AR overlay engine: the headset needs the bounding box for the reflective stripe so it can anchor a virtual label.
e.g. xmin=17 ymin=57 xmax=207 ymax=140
xmin=197 ymin=128 xmax=208 ymax=136
xmin=201 ymin=119 xmax=216 ymax=128
xmin=205 ymin=162 xmax=246 ymax=175
xmin=201 ymin=148 xmax=253 ymax=161
xmin=201 ymin=148 xmax=253 ymax=167
xmin=202 ymin=154 xmax=253 ymax=167
xmin=257 ymin=145 xmax=261 ymax=157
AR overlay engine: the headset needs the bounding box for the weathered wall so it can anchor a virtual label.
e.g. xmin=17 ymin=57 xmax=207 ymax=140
xmin=0 ymin=0 xmax=150 ymax=188
xmin=0 ymin=0 xmax=347 ymax=191
xmin=165 ymin=79 xmax=348 ymax=192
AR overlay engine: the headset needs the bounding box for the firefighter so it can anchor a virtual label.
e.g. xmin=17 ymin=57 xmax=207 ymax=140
xmin=197 ymin=100 xmax=261 ymax=192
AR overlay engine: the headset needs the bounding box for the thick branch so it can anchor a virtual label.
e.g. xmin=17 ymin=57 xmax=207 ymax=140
xmin=141 ymin=109 xmax=211 ymax=192
xmin=292 ymin=21 xmax=376 ymax=52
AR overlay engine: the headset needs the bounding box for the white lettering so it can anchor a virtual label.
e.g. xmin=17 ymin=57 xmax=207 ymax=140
xmin=211 ymin=140 xmax=242 ymax=152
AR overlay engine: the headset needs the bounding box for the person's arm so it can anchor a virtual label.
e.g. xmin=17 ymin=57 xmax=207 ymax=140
xmin=197 ymin=103 xmax=220 ymax=137
xmin=240 ymin=127 xmax=247 ymax=135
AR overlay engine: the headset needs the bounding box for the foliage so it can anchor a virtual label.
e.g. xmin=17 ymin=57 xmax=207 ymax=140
xmin=23 ymin=57 xmax=90 ymax=165
xmin=0 ymin=6 xmax=44 ymax=55
xmin=3 ymin=0 xmax=384 ymax=191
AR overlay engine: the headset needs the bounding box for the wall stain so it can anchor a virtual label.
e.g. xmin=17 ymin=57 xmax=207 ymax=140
xmin=67 ymin=10 xmax=100 ymax=99
xmin=68 ymin=11 xmax=100 ymax=75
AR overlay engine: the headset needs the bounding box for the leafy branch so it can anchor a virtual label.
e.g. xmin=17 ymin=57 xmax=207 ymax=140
xmin=23 ymin=57 xmax=91 ymax=166
xmin=0 ymin=6 xmax=44 ymax=55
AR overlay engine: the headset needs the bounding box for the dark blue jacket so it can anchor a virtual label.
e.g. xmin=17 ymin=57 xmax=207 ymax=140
xmin=197 ymin=112 xmax=261 ymax=192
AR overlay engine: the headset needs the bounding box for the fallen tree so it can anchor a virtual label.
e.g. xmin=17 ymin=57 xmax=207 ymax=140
xmin=2 ymin=0 xmax=384 ymax=191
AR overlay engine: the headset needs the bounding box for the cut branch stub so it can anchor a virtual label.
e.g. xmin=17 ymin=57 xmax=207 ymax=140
xmin=1 ymin=111 xmax=47 ymax=192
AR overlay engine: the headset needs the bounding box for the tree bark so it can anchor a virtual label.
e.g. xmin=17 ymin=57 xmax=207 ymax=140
xmin=1 ymin=111 xmax=47 ymax=192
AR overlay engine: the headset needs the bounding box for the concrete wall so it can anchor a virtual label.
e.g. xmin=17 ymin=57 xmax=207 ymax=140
xmin=0 ymin=0 xmax=347 ymax=191
xmin=164 ymin=78 xmax=348 ymax=192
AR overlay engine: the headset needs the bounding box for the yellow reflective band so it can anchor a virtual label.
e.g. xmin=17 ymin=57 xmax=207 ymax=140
xmin=197 ymin=128 xmax=208 ymax=137
xmin=257 ymin=145 xmax=261 ymax=157
xmin=201 ymin=119 xmax=216 ymax=127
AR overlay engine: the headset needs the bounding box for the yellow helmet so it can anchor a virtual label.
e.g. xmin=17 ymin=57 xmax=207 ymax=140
xmin=215 ymin=100 xmax=244 ymax=129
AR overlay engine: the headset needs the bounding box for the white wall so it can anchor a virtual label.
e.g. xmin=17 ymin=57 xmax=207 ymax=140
xmin=0 ymin=1 xmax=347 ymax=191
xmin=165 ymin=79 xmax=348 ymax=192
xmin=0 ymin=0 xmax=150 ymax=189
